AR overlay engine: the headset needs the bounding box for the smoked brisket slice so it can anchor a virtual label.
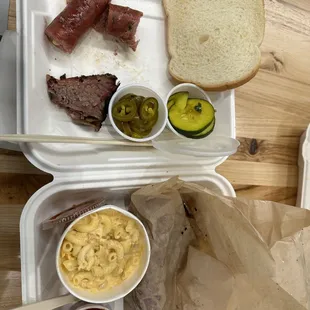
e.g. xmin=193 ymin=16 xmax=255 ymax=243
xmin=46 ymin=74 xmax=119 ymax=131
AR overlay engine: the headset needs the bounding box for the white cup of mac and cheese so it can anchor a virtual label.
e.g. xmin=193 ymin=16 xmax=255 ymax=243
xmin=56 ymin=205 xmax=151 ymax=303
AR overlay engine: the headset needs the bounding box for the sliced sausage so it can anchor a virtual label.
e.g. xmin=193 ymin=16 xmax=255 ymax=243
xmin=45 ymin=0 xmax=109 ymax=53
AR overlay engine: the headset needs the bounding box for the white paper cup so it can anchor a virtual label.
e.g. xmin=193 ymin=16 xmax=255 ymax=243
xmin=166 ymin=83 xmax=213 ymax=139
xmin=56 ymin=205 xmax=151 ymax=304
xmin=108 ymin=84 xmax=167 ymax=142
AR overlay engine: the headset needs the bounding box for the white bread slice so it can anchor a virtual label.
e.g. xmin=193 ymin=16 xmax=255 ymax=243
xmin=163 ymin=0 xmax=265 ymax=91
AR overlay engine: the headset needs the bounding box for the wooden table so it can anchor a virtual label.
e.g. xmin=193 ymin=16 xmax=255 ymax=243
xmin=1 ymin=0 xmax=309 ymax=308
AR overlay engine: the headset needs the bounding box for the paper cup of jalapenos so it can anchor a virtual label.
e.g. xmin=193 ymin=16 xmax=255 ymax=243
xmin=166 ymin=84 xmax=216 ymax=139
xmin=108 ymin=84 xmax=167 ymax=142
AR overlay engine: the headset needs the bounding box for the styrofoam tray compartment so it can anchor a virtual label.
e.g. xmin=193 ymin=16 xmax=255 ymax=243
xmin=18 ymin=0 xmax=235 ymax=174
xmin=20 ymin=174 xmax=235 ymax=308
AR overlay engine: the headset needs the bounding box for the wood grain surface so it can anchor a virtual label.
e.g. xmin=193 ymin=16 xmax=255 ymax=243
xmin=1 ymin=0 xmax=309 ymax=308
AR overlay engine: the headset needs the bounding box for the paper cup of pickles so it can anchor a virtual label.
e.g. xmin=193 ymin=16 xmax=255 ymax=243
xmin=56 ymin=205 xmax=151 ymax=303
xmin=166 ymin=83 xmax=216 ymax=139
xmin=108 ymin=84 xmax=167 ymax=142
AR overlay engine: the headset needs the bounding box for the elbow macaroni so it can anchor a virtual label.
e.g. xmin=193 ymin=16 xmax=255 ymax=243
xmin=60 ymin=209 xmax=144 ymax=292
xmin=74 ymin=213 xmax=100 ymax=233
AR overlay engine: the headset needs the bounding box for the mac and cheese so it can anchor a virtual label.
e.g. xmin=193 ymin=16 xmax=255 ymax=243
xmin=59 ymin=209 xmax=144 ymax=292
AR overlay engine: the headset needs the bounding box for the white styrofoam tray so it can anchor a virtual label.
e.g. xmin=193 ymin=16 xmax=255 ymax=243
xmin=17 ymin=0 xmax=236 ymax=175
xmin=20 ymin=174 xmax=235 ymax=308
xmin=17 ymin=0 xmax=237 ymax=308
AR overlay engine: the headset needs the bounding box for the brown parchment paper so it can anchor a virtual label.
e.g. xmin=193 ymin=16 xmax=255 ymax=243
xmin=124 ymin=177 xmax=310 ymax=310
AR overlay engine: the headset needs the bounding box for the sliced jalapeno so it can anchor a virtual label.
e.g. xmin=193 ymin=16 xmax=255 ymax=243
xmin=112 ymin=100 xmax=137 ymax=122
xmin=142 ymin=115 xmax=158 ymax=130
xmin=118 ymin=94 xmax=144 ymax=109
xmin=122 ymin=122 xmax=132 ymax=136
xmin=112 ymin=94 xmax=159 ymax=139
xmin=114 ymin=119 xmax=123 ymax=131
xmin=132 ymin=132 xmax=145 ymax=139
xmin=134 ymin=96 xmax=145 ymax=110
xmin=139 ymin=97 xmax=159 ymax=121
xmin=130 ymin=119 xmax=152 ymax=136
xmin=130 ymin=119 xmax=147 ymax=132
xmin=131 ymin=128 xmax=152 ymax=137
